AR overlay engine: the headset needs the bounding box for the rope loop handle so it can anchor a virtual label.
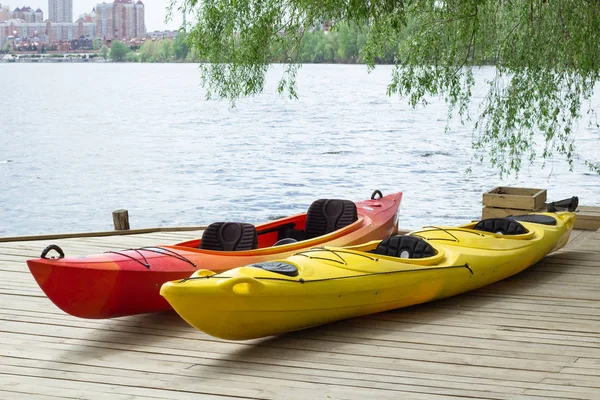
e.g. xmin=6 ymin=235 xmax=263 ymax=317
xmin=371 ymin=190 xmax=383 ymax=200
xmin=41 ymin=244 xmax=65 ymax=259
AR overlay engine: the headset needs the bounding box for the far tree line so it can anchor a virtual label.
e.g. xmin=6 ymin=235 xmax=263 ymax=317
xmin=101 ymin=33 xmax=193 ymax=62
xmin=104 ymin=24 xmax=393 ymax=64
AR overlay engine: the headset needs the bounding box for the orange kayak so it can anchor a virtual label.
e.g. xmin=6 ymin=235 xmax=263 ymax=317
xmin=26 ymin=190 xmax=402 ymax=319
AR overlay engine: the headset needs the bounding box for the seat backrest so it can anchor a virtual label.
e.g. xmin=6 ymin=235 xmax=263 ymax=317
xmin=305 ymin=199 xmax=358 ymax=240
xmin=473 ymin=218 xmax=526 ymax=235
xmin=199 ymin=222 xmax=258 ymax=251
xmin=373 ymin=235 xmax=436 ymax=259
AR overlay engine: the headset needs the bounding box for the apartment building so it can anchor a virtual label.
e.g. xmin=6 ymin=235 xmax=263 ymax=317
xmin=48 ymin=0 xmax=73 ymax=23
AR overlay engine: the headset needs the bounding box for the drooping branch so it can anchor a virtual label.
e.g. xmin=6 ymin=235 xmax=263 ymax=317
xmin=169 ymin=0 xmax=600 ymax=176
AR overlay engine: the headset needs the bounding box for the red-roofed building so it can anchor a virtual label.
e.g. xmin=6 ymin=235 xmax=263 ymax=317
xmin=10 ymin=5 xmax=43 ymax=23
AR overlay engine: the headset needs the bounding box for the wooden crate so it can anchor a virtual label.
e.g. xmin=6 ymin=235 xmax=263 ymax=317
xmin=482 ymin=186 xmax=547 ymax=211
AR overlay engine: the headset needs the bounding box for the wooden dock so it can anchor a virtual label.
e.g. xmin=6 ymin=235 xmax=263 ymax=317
xmin=1 ymin=227 xmax=599 ymax=399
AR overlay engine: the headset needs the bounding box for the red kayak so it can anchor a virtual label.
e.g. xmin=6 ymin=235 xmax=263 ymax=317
xmin=27 ymin=190 xmax=402 ymax=319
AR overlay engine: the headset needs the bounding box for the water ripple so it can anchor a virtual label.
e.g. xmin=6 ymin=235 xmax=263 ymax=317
xmin=0 ymin=63 xmax=599 ymax=236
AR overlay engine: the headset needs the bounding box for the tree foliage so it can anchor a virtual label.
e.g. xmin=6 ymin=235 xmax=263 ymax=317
xmin=0 ymin=43 xmax=10 ymax=54
xmin=109 ymin=41 xmax=130 ymax=62
xmin=92 ymin=39 xmax=102 ymax=51
xmin=138 ymin=35 xmax=190 ymax=62
xmin=174 ymin=32 xmax=191 ymax=60
xmin=139 ymin=40 xmax=157 ymax=62
xmin=126 ymin=51 xmax=140 ymax=62
xmin=99 ymin=44 xmax=109 ymax=61
xmin=168 ymin=0 xmax=600 ymax=175
xmin=289 ymin=23 xmax=389 ymax=63
xmin=159 ymin=40 xmax=175 ymax=61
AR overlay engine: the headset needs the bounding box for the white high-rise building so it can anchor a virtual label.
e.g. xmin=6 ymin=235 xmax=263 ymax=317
xmin=48 ymin=0 xmax=73 ymax=23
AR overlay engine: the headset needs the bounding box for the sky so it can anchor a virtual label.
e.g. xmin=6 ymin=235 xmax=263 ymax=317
xmin=5 ymin=0 xmax=183 ymax=31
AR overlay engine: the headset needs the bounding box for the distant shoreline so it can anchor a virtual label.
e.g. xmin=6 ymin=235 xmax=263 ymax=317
xmin=1 ymin=53 xmax=385 ymax=65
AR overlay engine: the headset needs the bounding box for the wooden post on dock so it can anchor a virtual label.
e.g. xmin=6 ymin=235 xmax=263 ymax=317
xmin=112 ymin=209 xmax=130 ymax=230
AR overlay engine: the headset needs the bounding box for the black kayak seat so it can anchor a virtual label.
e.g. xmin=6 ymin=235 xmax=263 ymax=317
xmin=509 ymin=214 xmax=557 ymax=226
xmin=305 ymin=199 xmax=358 ymax=240
xmin=473 ymin=218 xmax=526 ymax=235
xmin=372 ymin=235 xmax=436 ymax=259
xmin=200 ymin=222 xmax=258 ymax=251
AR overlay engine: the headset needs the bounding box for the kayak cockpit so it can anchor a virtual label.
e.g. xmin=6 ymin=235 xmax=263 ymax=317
xmin=173 ymin=198 xmax=362 ymax=252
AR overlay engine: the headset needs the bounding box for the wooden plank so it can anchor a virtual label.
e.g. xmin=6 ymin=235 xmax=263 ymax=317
xmin=0 ymin=390 xmax=72 ymax=400
xmin=0 ymin=316 xmax=567 ymax=377
xmin=573 ymin=218 xmax=600 ymax=231
xmin=0 ymin=361 xmax=482 ymax=400
xmin=0 ymin=319 xmax=555 ymax=383
xmin=1 ymin=295 xmax=597 ymax=357
xmin=0 ymin=227 xmax=206 ymax=243
xmin=377 ymin=305 xmax=600 ymax=330
xmin=563 ymin=229 xmax=592 ymax=249
xmin=541 ymin=377 xmax=600 ymax=389
xmin=0 ymin=353 xmax=525 ymax=400
xmin=0 ymin=367 xmax=255 ymax=400
xmin=578 ymin=206 xmax=600 ymax=217
xmin=570 ymin=207 xmax=600 ymax=231
xmin=572 ymin=358 xmax=600 ymax=368
xmin=521 ymin=389 xmax=600 ymax=400
xmin=0 ymin=330 xmax=588 ymax=398
xmin=559 ymin=367 xmax=600 ymax=376
xmin=316 ymin=319 xmax=600 ymax=358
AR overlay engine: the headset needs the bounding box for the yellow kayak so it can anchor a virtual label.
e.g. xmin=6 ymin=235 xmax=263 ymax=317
xmin=160 ymin=212 xmax=575 ymax=340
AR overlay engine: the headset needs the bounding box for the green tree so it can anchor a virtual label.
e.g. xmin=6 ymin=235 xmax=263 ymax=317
xmin=186 ymin=46 xmax=200 ymax=62
xmin=298 ymin=32 xmax=319 ymax=63
xmin=158 ymin=40 xmax=174 ymax=62
xmin=174 ymin=32 xmax=190 ymax=60
xmin=92 ymin=39 xmax=102 ymax=51
xmin=99 ymin=44 xmax=109 ymax=61
xmin=126 ymin=51 xmax=140 ymax=62
xmin=168 ymin=0 xmax=600 ymax=175
xmin=337 ymin=23 xmax=361 ymax=63
xmin=109 ymin=41 xmax=129 ymax=62
xmin=139 ymin=40 xmax=158 ymax=62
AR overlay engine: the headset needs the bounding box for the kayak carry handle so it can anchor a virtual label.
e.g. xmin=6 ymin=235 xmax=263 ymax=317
xmin=41 ymin=244 xmax=65 ymax=259
xmin=190 ymin=269 xmax=216 ymax=278
xmin=371 ymin=190 xmax=383 ymax=200
xmin=218 ymin=276 xmax=264 ymax=294
xmin=546 ymin=196 xmax=579 ymax=212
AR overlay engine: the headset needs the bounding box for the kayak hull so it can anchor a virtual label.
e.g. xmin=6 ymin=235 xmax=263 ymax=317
xmin=27 ymin=191 xmax=402 ymax=318
xmin=161 ymin=212 xmax=575 ymax=340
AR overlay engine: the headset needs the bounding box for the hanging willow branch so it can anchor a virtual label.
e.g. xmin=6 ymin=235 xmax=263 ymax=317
xmin=168 ymin=0 xmax=600 ymax=176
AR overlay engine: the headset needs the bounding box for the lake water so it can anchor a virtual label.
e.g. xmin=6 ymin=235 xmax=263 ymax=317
xmin=1 ymin=63 xmax=598 ymax=237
